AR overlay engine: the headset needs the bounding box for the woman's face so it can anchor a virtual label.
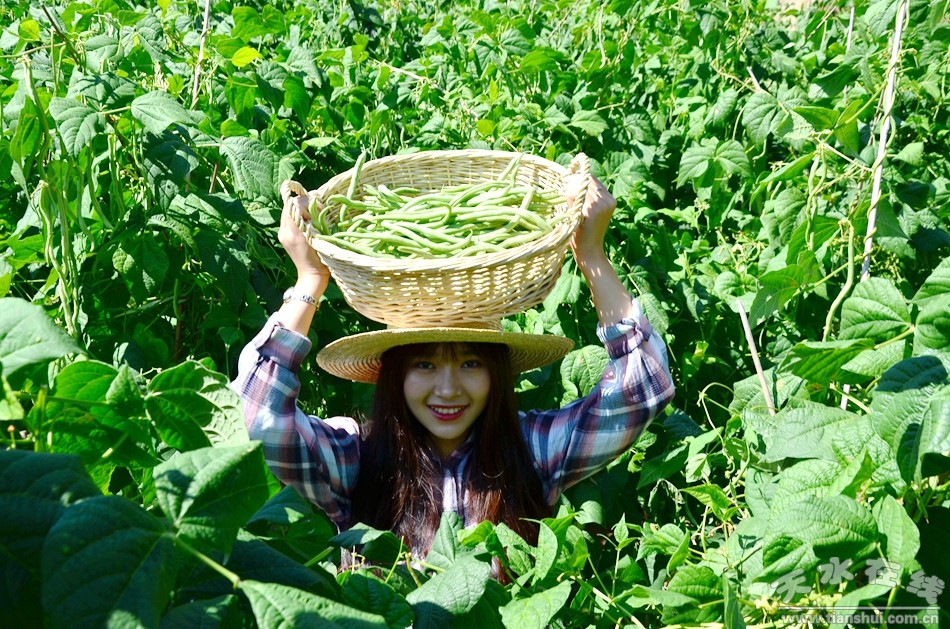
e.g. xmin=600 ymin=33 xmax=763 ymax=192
xmin=403 ymin=343 xmax=490 ymax=458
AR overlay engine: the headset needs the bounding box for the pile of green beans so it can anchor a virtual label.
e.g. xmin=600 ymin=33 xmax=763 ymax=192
xmin=308 ymin=154 xmax=567 ymax=259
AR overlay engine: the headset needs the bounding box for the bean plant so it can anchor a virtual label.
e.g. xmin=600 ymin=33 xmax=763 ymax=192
xmin=1 ymin=0 xmax=948 ymax=627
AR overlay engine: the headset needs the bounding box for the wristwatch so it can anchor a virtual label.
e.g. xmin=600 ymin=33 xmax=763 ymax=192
xmin=282 ymin=287 xmax=318 ymax=306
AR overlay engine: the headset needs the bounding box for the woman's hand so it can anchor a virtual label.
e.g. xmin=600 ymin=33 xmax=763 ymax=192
xmin=565 ymin=173 xmax=616 ymax=267
xmin=563 ymin=173 xmax=633 ymax=326
xmin=279 ymin=193 xmax=331 ymax=281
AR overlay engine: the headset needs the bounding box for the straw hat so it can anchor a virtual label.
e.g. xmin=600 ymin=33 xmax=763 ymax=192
xmin=316 ymin=323 xmax=574 ymax=384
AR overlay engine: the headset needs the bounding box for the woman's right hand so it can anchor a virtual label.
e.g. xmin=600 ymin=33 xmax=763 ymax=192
xmin=279 ymin=193 xmax=331 ymax=281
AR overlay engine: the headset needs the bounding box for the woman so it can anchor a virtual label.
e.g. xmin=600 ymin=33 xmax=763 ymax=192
xmin=234 ymin=173 xmax=674 ymax=556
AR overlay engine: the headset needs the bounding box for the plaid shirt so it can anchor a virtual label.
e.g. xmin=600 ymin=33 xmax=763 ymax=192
xmin=234 ymin=296 xmax=674 ymax=530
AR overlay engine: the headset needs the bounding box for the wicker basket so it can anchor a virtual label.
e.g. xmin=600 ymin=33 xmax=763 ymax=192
xmin=280 ymin=149 xmax=589 ymax=327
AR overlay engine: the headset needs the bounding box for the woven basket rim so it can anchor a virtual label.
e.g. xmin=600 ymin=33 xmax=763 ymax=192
xmin=287 ymin=149 xmax=586 ymax=273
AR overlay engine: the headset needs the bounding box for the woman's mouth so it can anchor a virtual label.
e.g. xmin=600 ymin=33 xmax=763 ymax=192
xmin=428 ymin=405 xmax=467 ymax=421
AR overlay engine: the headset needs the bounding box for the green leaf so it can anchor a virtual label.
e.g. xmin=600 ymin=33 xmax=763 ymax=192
xmin=749 ymin=263 xmax=822 ymax=325
xmin=871 ymin=354 xmax=950 ymax=482
xmin=682 ymin=484 xmax=736 ymax=521
xmin=342 ymin=574 xmax=414 ymax=629
xmin=240 ymin=580 xmax=387 ymax=628
xmin=518 ymin=48 xmax=564 ymax=72
xmin=232 ymin=46 xmax=262 ymax=68
xmin=913 ymin=256 xmax=950 ymax=310
xmin=48 ymin=98 xmax=105 ymax=157
xmin=331 ymin=524 xmax=404 ymax=565
xmin=762 ymin=495 xmax=878 ymax=580
xmin=18 ymin=19 xmax=42 ymax=41
xmin=131 ymin=91 xmax=200 ymax=134
xmin=532 ymin=522 xmax=559 ymax=584
xmin=839 ymin=277 xmax=911 ymax=343
xmin=793 ymin=106 xmax=837 ymax=130
xmin=0 ymin=298 xmax=82 ymax=386
xmin=894 ymin=141 xmax=925 ymax=165
xmin=154 ymin=444 xmax=269 ymax=554
xmin=864 ymin=0 xmax=901 ymax=38
xmin=406 ymin=556 xmax=491 ymax=628
xmin=283 ymin=74 xmax=311 ymax=123
xmin=872 ymin=495 xmax=920 ymax=572
xmin=678 ymin=139 xmax=716 ymax=186
xmin=714 ymin=139 xmax=751 ymax=178
xmin=0 ymin=451 xmax=100 ymax=575
xmin=760 ymin=402 xmax=869 ymax=463
xmin=42 ymin=496 xmax=180 ymax=629
xmin=499 ymin=581 xmax=571 ymax=629
xmin=914 ymin=294 xmax=950 ymax=353
xmin=112 ymin=235 xmax=169 ymax=303
xmin=160 ymin=595 xmax=241 ymax=629
xmin=781 ymin=339 xmax=876 ymax=383
xmin=743 ymin=91 xmax=789 ymax=145
xmin=919 ymin=396 xmax=950 ymax=477
xmin=220 ymin=136 xmax=279 ymax=199
xmin=569 ymin=110 xmax=608 ymax=137
xmin=560 ymin=345 xmax=608 ymax=399
xmin=146 ymin=362 xmax=219 ymax=452
xmin=427 ymin=512 xmax=469 ymax=569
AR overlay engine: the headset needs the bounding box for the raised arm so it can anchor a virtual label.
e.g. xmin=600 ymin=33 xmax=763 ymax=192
xmin=522 ymin=174 xmax=675 ymax=501
xmin=567 ymin=174 xmax=635 ymax=326
xmin=276 ymin=193 xmax=331 ymax=334
xmin=232 ymin=193 xmax=359 ymax=528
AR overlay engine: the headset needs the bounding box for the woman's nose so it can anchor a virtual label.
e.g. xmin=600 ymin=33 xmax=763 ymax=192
xmin=433 ymin=367 xmax=461 ymax=396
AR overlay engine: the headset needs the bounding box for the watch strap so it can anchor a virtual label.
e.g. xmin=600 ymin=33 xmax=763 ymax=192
xmin=283 ymin=287 xmax=318 ymax=306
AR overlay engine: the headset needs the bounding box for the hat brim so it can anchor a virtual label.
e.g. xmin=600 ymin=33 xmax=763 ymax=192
xmin=316 ymin=327 xmax=574 ymax=384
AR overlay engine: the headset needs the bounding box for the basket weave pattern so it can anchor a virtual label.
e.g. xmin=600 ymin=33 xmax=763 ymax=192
xmin=281 ymin=149 xmax=589 ymax=327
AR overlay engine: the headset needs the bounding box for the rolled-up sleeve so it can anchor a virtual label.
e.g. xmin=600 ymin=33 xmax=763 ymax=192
xmin=232 ymin=315 xmax=360 ymax=527
xmin=522 ymin=296 xmax=675 ymax=503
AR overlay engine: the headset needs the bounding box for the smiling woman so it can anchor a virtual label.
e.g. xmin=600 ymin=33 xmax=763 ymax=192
xmin=233 ymin=169 xmax=675 ymax=559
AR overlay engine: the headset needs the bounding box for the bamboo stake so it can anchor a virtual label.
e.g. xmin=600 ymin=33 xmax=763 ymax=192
xmin=191 ymin=0 xmax=213 ymax=109
xmin=737 ymin=300 xmax=776 ymax=416
xmin=860 ymin=0 xmax=910 ymax=282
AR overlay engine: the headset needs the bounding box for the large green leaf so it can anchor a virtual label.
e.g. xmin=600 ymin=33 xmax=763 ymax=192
xmin=112 ymin=235 xmax=170 ymax=303
xmin=559 ymin=345 xmax=608 ymax=403
xmin=872 ymin=495 xmax=920 ymax=572
xmin=131 ymin=91 xmax=202 ymax=134
xmin=760 ymin=403 xmax=870 ymax=463
xmin=914 ymin=293 xmax=950 ymax=353
xmin=342 ymin=573 xmax=414 ymax=629
xmin=426 ymin=511 xmax=471 ymax=570
xmin=761 ymin=495 xmax=878 ymax=580
xmin=0 ymin=298 xmax=82 ymax=386
xmin=839 ymin=277 xmax=911 ymax=343
xmin=406 ymin=555 xmax=491 ymax=628
xmin=749 ymin=262 xmax=821 ymax=325
xmin=240 ymin=580 xmax=387 ymax=628
xmin=919 ymin=396 xmax=950 ymax=477
xmin=871 ymin=354 xmax=950 ymax=482
xmin=154 ymin=444 xmax=269 ymax=554
xmin=146 ymin=361 xmax=236 ymax=451
xmin=781 ymin=339 xmax=875 ymax=383
xmin=219 ymin=136 xmax=278 ymax=200
xmin=742 ymin=91 xmax=789 ymax=146
xmin=913 ymin=256 xmax=950 ymax=310
xmin=41 ymin=496 xmax=180 ymax=629
xmin=48 ymin=97 xmax=105 ymax=157
xmin=0 ymin=451 xmax=100 ymax=572
xmin=159 ymin=595 xmax=241 ymax=629
xmin=499 ymin=581 xmax=571 ymax=629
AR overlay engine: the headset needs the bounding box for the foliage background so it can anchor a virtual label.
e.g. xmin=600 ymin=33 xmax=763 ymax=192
xmin=0 ymin=0 xmax=948 ymax=627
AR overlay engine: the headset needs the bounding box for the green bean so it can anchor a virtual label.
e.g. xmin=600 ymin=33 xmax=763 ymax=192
xmin=312 ymin=153 xmax=567 ymax=259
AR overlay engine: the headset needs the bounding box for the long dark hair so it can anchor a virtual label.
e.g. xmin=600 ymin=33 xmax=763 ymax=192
xmin=350 ymin=342 xmax=550 ymax=554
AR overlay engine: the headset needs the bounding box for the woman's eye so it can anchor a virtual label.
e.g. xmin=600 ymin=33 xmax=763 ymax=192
xmin=461 ymin=359 xmax=482 ymax=369
xmin=413 ymin=360 xmax=435 ymax=370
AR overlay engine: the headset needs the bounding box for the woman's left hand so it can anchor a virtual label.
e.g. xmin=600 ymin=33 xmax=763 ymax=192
xmin=564 ymin=173 xmax=616 ymax=262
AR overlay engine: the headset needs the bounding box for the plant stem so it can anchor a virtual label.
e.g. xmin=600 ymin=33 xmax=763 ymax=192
xmin=191 ymin=0 xmax=212 ymax=109
xmin=173 ymin=536 xmax=242 ymax=587
xmin=860 ymin=0 xmax=910 ymax=282
xmin=736 ymin=300 xmax=776 ymax=415
xmin=823 ymin=220 xmax=856 ymax=342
